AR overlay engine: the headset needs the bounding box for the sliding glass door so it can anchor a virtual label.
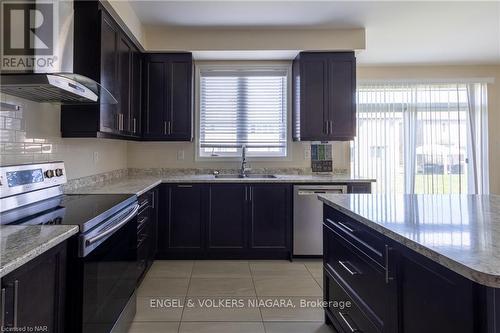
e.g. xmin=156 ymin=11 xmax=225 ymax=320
xmin=351 ymin=82 xmax=488 ymax=194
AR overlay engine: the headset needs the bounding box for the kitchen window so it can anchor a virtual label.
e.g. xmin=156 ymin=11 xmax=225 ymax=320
xmin=352 ymin=81 xmax=489 ymax=194
xmin=198 ymin=65 xmax=288 ymax=158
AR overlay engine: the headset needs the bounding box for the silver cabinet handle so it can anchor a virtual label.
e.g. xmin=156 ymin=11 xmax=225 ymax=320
xmin=337 ymin=221 xmax=355 ymax=234
xmin=338 ymin=261 xmax=360 ymax=275
xmin=329 ymin=121 xmax=334 ymax=134
xmin=338 ymin=312 xmax=359 ymax=332
xmin=327 ymin=120 xmax=330 ymax=134
xmin=13 ymin=281 xmax=18 ymax=327
xmin=385 ymin=244 xmax=394 ymax=284
xmin=177 ymin=185 xmax=192 ymax=188
xmin=1 ymin=288 xmax=5 ymax=328
xmin=133 ymin=118 xmax=137 ymax=133
xmin=164 ymin=121 xmax=167 ymax=135
xmin=168 ymin=121 xmax=172 ymax=135
xmin=86 ymin=204 xmax=139 ymax=246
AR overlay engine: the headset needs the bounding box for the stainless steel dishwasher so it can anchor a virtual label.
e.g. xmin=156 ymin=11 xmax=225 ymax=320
xmin=293 ymin=185 xmax=347 ymax=256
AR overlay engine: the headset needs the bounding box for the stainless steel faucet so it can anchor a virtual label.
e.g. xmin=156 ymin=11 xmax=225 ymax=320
xmin=240 ymin=145 xmax=251 ymax=177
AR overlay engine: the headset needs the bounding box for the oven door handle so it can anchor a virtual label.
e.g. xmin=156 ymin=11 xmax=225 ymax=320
xmin=85 ymin=204 xmax=140 ymax=246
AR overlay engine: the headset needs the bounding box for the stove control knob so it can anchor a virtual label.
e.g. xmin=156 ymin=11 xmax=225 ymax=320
xmin=44 ymin=170 xmax=54 ymax=178
xmin=55 ymin=168 xmax=64 ymax=177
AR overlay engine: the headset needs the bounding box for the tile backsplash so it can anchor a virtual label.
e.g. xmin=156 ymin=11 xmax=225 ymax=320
xmin=0 ymin=94 xmax=128 ymax=180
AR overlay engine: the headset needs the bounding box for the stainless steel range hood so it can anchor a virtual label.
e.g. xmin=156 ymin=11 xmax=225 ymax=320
xmin=0 ymin=1 xmax=117 ymax=104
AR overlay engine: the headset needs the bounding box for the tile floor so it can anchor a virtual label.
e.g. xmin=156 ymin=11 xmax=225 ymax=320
xmin=128 ymin=260 xmax=334 ymax=333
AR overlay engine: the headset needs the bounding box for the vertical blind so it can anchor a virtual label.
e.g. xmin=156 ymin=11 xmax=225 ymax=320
xmin=199 ymin=68 xmax=288 ymax=157
xmin=351 ymin=82 xmax=489 ymax=194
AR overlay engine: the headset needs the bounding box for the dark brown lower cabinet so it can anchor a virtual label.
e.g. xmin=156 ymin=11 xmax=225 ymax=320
xmin=157 ymin=184 xmax=205 ymax=257
xmin=249 ymin=184 xmax=291 ymax=250
xmin=0 ymin=242 xmax=67 ymax=333
xmin=207 ymin=184 xmax=247 ymax=250
xmin=323 ymin=204 xmax=499 ymax=333
xmin=137 ymin=187 xmax=159 ymax=281
xmin=157 ymin=183 xmax=292 ymax=259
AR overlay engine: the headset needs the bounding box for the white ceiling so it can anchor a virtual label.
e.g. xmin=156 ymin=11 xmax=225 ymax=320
xmin=129 ymin=1 xmax=500 ymax=65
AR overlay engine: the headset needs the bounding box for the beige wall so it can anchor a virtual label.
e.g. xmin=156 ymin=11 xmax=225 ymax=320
xmin=127 ymin=141 xmax=350 ymax=172
xmin=0 ymin=94 xmax=128 ymax=180
xmin=357 ymin=65 xmax=500 ymax=194
xmin=144 ymin=27 xmax=365 ymax=53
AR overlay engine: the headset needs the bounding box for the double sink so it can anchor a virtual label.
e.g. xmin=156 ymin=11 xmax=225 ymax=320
xmin=214 ymin=174 xmax=277 ymax=179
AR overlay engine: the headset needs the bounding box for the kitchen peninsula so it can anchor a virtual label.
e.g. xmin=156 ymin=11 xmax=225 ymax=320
xmin=318 ymin=193 xmax=500 ymax=333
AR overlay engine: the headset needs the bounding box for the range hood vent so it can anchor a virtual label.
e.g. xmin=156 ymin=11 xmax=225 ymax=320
xmin=0 ymin=1 xmax=117 ymax=105
xmin=0 ymin=73 xmax=117 ymax=105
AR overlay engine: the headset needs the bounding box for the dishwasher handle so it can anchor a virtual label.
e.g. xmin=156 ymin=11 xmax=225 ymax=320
xmin=298 ymin=189 xmax=346 ymax=195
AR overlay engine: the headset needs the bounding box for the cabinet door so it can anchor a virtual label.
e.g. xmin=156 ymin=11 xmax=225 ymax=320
xmin=143 ymin=60 xmax=167 ymax=137
xmin=168 ymin=60 xmax=192 ymax=140
xmin=118 ymin=35 xmax=132 ymax=135
xmin=161 ymin=184 xmax=204 ymax=250
xmin=131 ymin=50 xmax=142 ymax=136
xmin=300 ymin=55 xmax=329 ymax=140
xmin=400 ymin=253 xmax=475 ymax=333
xmin=249 ymin=184 xmax=291 ymax=249
xmin=207 ymin=184 xmax=247 ymax=249
xmin=328 ymin=53 xmax=356 ymax=140
xmin=99 ymin=12 xmax=119 ymax=134
xmin=1 ymin=243 xmax=67 ymax=332
xmin=149 ymin=187 xmax=159 ymax=258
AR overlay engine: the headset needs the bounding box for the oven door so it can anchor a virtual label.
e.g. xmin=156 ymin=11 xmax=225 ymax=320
xmin=80 ymin=204 xmax=139 ymax=333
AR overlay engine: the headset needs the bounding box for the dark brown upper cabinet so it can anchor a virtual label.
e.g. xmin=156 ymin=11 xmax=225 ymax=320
xmin=292 ymin=51 xmax=356 ymax=141
xmin=143 ymin=53 xmax=193 ymax=141
xmin=61 ymin=2 xmax=142 ymax=139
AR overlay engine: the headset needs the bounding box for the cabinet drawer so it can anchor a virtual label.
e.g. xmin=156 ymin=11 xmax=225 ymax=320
xmin=324 ymin=205 xmax=384 ymax=266
xmin=324 ymin=224 xmax=388 ymax=324
xmin=325 ymin=269 xmax=381 ymax=333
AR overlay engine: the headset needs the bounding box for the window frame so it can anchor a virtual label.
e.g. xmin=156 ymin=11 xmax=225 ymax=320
xmin=195 ymin=62 xmax=292 ymax=161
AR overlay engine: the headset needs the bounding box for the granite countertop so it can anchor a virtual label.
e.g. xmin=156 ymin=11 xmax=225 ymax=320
xmin=65 ymin=174 xmax=375 ymax=196
xmin=0 ymin=225 xmax=79 ymax=278
xmin=318 ymin=193 xmax=500 ymax=287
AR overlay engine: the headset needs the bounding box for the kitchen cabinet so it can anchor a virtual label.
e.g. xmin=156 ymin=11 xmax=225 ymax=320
xmin=61 ymin=3 xmax=142 ymax=139
xmin=118 ymin=35 xmax=132 ymax=135
xmin=137 ymin=187 xmax=159 ymax=281
xmin=0 ymin=242 xmax=67 ymax=332
xmin=157 ymin=183 xmax=292 ymax=259
xmin=323 ymin=204 xmax=481 ymax=333
xmin=207 ymin=184 xmax=247 ymax=249
xmin=131 ymin=50 xmax=143 ymax=136
xmin=249 ymin=184 xmax=291 ymax=250
xmin=293 ymin=52 xmax=356 ymax=141
xmin=347 ymin=182 xmax=372 ymax=193
xmin=158 ymin=184 xmax=204 ymax=256
xmin=143 ymin=53 xmax=193 ymax=141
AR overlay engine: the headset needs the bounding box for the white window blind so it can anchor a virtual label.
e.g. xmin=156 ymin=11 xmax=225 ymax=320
xmin=199 ymin=67 xmax=288 ymax=157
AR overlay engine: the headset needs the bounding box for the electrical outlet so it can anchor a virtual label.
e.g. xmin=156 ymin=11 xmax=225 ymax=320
xmin=304 ymin=147 xmax=311 ymax=160
xmin=93 ymin=151 xmax=99 ymax=163
xmin=177 ymin=150 xmax=185 ymax=160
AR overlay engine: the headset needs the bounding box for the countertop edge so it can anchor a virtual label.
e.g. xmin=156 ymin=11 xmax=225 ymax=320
xmin=66 ymin=176 xmax=376 ymax=196
xmin=0 ymin=226 xmax=79 ymax=278
xmin=135 ymin=180 xmax=163 ymax=196
xmin=318 ymin=195 xmax=500 ymax=288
